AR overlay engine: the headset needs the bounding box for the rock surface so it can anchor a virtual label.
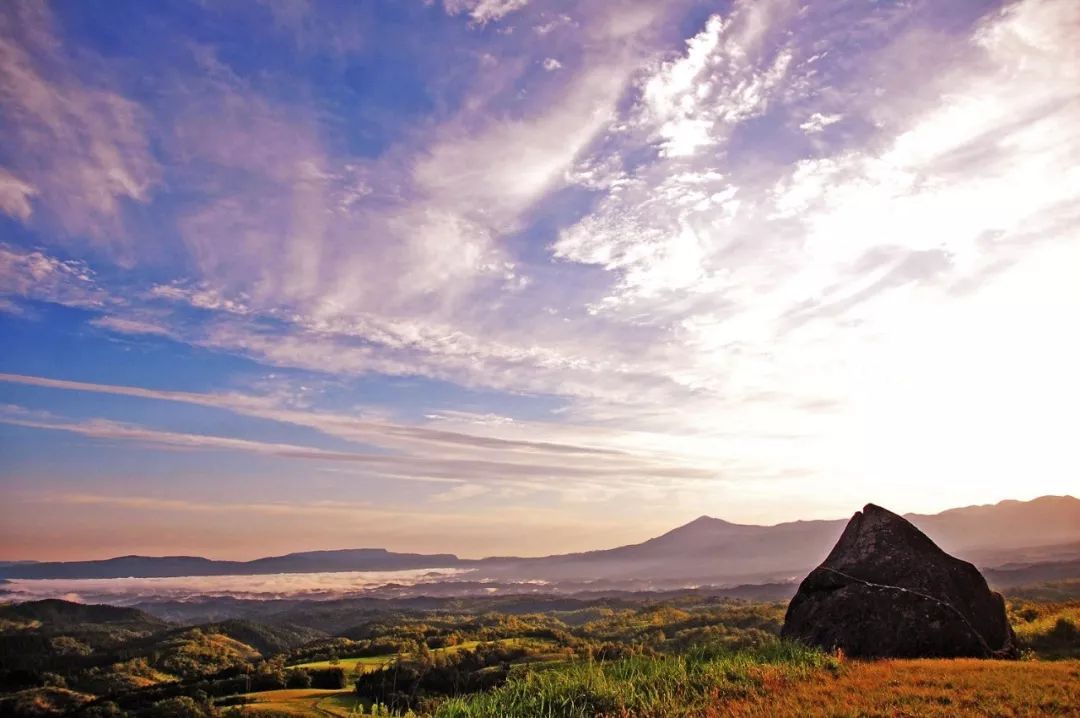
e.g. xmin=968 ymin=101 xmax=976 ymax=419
xmin=781 ymin=503 xmax=1017 ymax=658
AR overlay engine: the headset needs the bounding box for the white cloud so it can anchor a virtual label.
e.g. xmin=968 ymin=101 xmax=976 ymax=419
xmin=0 ymin=168 xmax=36 ymax=220
xmin=0 ymin=244 xmax=109 ymax=309
xmin=545 ymin=0 xmax=1080 ymax=512
xmin=799 ymin=112 xmax=842 ymax=134
xmin=0 ymin=1 xmax=158 ymax=244
xmin=639 ymin=3 xmax=795 ymax=157
xmin=442 ymin=0 xmax=528 ymax=24
xmin=150 ymin=283 xmax=252 ymax=315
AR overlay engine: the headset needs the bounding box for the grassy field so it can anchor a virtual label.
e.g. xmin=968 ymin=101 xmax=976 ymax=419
xmin=434 ymin=643 xmax=838 ymax=718
xmin=723 ymin=658 xmax=1080 ymax=717
xmin=288 ymin=655 xmax=391 ymax=674
xmin=223 ymin=688 xmax=363 ymax=716
xmin=433 ymin=647 xmax=1080 ymax=718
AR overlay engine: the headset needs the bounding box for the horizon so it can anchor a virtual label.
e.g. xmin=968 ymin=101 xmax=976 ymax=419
xmin=4 ymin=493 xmax=1076 ymax=564
xmin=2 ymin=0 xmax=1079 ymax=563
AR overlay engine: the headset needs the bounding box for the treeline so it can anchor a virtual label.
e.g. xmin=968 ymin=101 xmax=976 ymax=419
xmin=353 ymin=642 xmax=530 ymax=713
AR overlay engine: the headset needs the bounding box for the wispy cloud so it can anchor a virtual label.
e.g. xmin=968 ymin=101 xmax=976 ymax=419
xmin=799 ymin=112 xmax=842 ymax=134
xmin=0 ymin=244 xmax=110 ymax=310
xmin=0 ymin=1 xmax=158 ymax=245
xmin=0 ymin=168 xmax=36 ymax=221
xmin=0 ymin=391 xmax=720 ymax=499
xmin=0 ymin=372 xmax=630 ymax=460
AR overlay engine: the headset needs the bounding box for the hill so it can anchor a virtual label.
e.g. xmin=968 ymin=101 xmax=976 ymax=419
xmin=196 ymin=619 xmax=325 ymax=656
xmin=0 ymin=599 xmax=167 ymax=633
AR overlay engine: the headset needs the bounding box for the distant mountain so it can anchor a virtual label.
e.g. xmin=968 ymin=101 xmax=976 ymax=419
xmin=3 ymin=495 xmax=1078 ymax=586
xmin=472 ymin=515 xmax=851 ymax=585
xmin=472 ymin=495 xmax=1080 ymax=585
xmin=0 ymin=548 xmax=461 ymax=580
xmin=983 ymin=558 xmax=1080 ymax=589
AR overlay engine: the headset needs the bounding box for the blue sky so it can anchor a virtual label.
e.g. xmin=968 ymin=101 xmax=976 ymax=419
xmin=1 ymin=0 xmax=1078 ymax=560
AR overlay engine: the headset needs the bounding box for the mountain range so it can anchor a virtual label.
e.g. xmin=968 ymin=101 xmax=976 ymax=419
xmin=3 ymin=495 xmax=1078 ymax=588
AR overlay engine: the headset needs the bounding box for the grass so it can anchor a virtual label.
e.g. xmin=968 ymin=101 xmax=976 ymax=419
xmin=432 ymin=644 xmax=1080 ymax=718
xmin=434 ymin=642 xmax=836 ymax=718
xmin=223 ymin=688 xmax=364 ymax=717
xmin=290 ymin=655 xmax=392 ymax=674
xmin=722 ymin=658 xmax=1080 ymax=717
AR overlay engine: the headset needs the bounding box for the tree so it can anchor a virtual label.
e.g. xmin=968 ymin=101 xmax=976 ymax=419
xmin=150 ymin=696 xmax=215 ymax=718
xmin=286 ymin=669 xmax=312 ymax=689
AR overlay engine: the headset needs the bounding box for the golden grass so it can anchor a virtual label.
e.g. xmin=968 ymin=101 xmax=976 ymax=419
xmin=228 ymin=688 xmax=364 ymax=717
xmin=722 ymin=658 xmax=1080 ymax=717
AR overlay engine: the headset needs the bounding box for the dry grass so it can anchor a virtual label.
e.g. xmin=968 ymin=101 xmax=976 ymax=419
xmin=225 ymin=688 xmax=364 ymax=716
xmin=723 ymin=658 xmax=1080 ymax=717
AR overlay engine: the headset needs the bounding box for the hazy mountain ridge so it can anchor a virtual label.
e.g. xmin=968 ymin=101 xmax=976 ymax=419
xmin=2 ymin=496 xmax=1078 ymax=586
xmin=474 ymin=495 xmax=1080 ymax=585
xmin=0 ymin=548 xmax=461 ymax=580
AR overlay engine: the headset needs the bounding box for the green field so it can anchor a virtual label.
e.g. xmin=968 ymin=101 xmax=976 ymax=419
xmin=288 ymin=655 xmax=391 ymax=674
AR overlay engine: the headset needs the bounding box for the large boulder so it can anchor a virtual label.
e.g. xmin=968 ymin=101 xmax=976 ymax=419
xmin=781 ymin=503 xmax=1016 ymax=658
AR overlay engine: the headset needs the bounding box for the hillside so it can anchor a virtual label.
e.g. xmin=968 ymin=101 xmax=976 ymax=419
xmin=0 ymin=599 xmax=167 ymax=633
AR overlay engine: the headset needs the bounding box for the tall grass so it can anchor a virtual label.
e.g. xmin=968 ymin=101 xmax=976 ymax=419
xmin=433 ymin=642 xmax=838 ymax=718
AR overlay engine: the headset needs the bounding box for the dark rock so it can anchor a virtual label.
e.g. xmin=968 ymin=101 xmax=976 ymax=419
xmin=781 ymin=503 xmax=1017 ymax=658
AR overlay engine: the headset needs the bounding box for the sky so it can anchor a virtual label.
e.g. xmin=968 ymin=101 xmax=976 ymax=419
xmin=1 ymin=0 xmax=1078 ymax=562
